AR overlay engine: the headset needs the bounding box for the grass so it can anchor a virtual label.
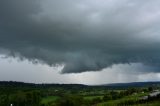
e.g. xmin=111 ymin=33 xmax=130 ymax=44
xmin=97 ymin=92 xmax=149 ymax=106
xmin=97 ymin=101 xmax=160 ymax=106
xmin=132 ymin=101 xmax=160 ymax=106
xmin=41 ymin=96 xmax=59 ymax=105
xmin=84 ymin=95 xmax=103 ymax=100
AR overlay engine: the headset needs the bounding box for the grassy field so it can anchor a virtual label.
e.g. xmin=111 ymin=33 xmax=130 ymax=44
xmin=41 ymin=96 xmax=59 ymax=105
xmin=84 ymin=95 xmax=103 ymax=100
xmin=40 ymin=90 xmax=158 ymax=106
xmin=132 ymin=101 xmax=160 ymax=106
xmin=97 ymin=101 xmax=160 ymax=106
xmin=97 ymin=92 xmax=149 ymax=106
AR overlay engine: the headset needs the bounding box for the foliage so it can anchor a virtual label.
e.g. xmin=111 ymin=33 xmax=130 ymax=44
xmin=0 ymin=81 xmax=160 ymax=106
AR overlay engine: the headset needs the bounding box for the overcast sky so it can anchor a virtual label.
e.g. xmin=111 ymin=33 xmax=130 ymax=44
xmin=0 ymin=0 xmax=160 ymax=84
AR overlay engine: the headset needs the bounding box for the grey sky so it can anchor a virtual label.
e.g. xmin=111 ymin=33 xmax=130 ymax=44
xmin=1 ymin=55 xmax=160 ymax=84
xmin=0 ymin=0 xmax=160 ymax=84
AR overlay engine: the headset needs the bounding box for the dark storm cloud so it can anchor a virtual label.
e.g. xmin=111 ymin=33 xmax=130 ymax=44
xmin=0 ymin=0 xmax=160 ymax=73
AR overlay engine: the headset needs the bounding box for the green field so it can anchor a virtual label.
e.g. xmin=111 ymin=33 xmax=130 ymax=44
xmin=96 ymin=92 xmax=157 ymax=106
xmin=97 ymin=101 xmax=160 ymax=106
xmin=84 ymin=95 xmax=103 ymax=100
xmin=41 ymin=96 xmax=59 ymax=105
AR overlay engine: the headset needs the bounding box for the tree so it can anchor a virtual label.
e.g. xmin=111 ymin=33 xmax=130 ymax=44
xmin=56 ymin=94 xmax=84 ymax=106
xmin=103 ymin=94 xmax=112 ymax=101
xmin=148 ymin=87 xmax=153 ymax=92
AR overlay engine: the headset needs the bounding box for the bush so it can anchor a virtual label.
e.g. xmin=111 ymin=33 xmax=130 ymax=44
xmin=55 ymin=94 xmax=84 ymax=106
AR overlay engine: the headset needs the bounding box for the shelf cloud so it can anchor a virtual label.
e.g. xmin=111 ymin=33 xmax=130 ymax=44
xmin=0 ymin=0 xmax=160 ymax=73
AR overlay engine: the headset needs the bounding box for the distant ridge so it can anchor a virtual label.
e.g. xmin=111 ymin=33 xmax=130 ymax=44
xmin=99 ymin=81 xmax=160 ymax=88
xmin=0 ymin=81 xmax=88 ymax=89
xmin=0 ymin=81 xmax=160 ymax=89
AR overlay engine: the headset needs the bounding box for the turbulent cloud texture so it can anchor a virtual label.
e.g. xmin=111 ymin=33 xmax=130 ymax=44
xmin=0 ymin=0 xmax=160 ymax=73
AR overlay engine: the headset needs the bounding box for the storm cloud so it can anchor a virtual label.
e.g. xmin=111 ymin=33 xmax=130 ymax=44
xmin=0 ymin=0 xmax=160 ymax=73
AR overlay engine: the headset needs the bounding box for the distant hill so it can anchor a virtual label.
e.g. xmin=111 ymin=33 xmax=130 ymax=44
xmin=99 ymin=81 xmax=160 ymax=88
xmin=0 ymin=81 xmax=88 ymax=89
xmin=0 ymin=81 xmax=160 ymax=89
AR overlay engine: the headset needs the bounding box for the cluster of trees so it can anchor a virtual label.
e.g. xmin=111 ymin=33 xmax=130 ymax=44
xmin=54 ymin=94 xmax=103 ymax=106
xmin=0 ymin=91 xmax=41 ymax=106
xmin=102 ymin=88 xmax=139 ymax=102
xmin=117 ymin=94 xmax=160 ymax=106
xmin=103 ymin=91 xmax=121 ymax=101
